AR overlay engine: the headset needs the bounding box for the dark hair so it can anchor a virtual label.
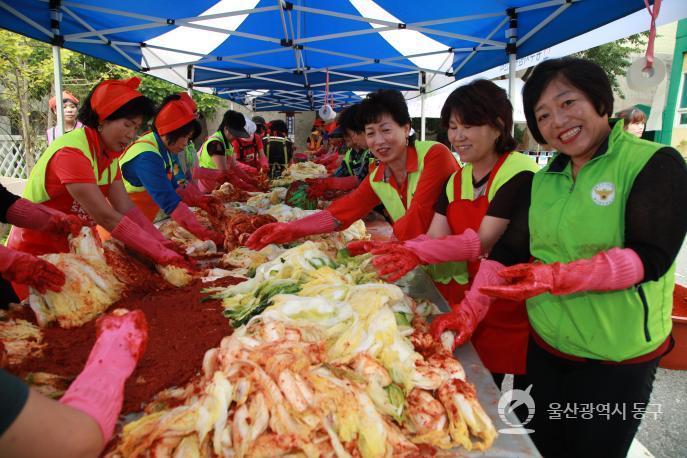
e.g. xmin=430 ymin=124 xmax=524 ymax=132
xmin=78 ymin=85 xmax=155 ymax=128
xmin=218 ymin=110 xmax=245 ymax=133
xmin=337 ymin=104 xmax=363 ymax=134
xmin=523 ymin=57 xmax=613 ymax=144
xmin=270 ymin=119 xmax=288 ymax=135
xmin=616 ymin=106 xmax=646 ymax=127
xmin=357 ymin=89 xmax=411 ymax=130
xmin=440 ymin=79 xmax=516 ymax=155
xmin=154 ymin=94 xmax=202 ymax=143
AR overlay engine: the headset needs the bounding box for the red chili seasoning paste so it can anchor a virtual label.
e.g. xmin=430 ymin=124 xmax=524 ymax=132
xmin=11 ymin=276 xmax=242 ymax=414
xmin=673 ymin=284 xmax=687 ymax=318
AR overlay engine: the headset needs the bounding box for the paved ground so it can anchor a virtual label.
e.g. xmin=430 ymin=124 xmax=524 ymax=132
xmin=635 ymin=367 xmax=687 ymax=458
xmin=501 ymin=366 xmax=686 ymax=458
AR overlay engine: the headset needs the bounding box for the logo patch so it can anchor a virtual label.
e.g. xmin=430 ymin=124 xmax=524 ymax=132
xmin=591 ymin=182 xmax=615 ymax=206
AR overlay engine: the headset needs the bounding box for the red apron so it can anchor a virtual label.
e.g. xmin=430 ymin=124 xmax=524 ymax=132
xmin=445 ymin=155 xmax=528 ymax=374
xmin=236 ymin=137 xmax=262 ymax=169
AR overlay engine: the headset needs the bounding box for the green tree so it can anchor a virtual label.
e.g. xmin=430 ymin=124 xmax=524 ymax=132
xmin=0 ymin=31 xmax=56 ymax=166
xmin=0 ymin=30 xmax=226 ymax=173
xmin=63 ymin=52 xmax=225 ymax=118
xmin=574 ymin=33 xmax=648 ymax=98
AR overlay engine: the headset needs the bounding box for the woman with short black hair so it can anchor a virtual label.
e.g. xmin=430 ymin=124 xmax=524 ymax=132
xmin=7 ymin=78 xmax=183 ymax=299
xmin=356 ymin=81 xmax=539 ymax=392
xmin=449 ymin=57 xmax=687 ymax=457
xmin=246 ymin=89 xmax=459 ymax=250
xmin=119 ymin=92 xmax=223 ymax=246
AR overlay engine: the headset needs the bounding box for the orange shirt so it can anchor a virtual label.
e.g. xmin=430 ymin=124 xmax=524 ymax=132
xmin=43 ymin=126 xmax=122 ymax=221
xmin=328 ymin=143 xmax=458 ymax=241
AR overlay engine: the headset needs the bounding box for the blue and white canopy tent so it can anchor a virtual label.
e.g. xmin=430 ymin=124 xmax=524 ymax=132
xmin=221 ymin=88 xmax=363 ymax=112
xmin=0 ymin=0 xmax=669 ymax=136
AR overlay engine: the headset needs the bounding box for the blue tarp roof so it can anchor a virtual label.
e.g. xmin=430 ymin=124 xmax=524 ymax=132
xmin=221 ymin=89 xmax=363 ymax=112
xmin=0 ymin=1 xmax=655 ymax=98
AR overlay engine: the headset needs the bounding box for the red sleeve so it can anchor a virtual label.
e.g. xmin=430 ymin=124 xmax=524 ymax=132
xmin=392 ymin=144 xmax=459 ymax=241
xmin=231 ymin=139 xmax=240 ymax=154
xmin=256 ymin=135 xmax=264 ymax=152
xmin=47 ymin=147 xmax=97 ymax=184
xmin=327 ymin=176 xmax=381 ymax=229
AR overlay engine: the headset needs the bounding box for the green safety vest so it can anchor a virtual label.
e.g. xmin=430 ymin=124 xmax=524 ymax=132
xmin=197 ymin=131 xmax=233 ymax=169
xmin=368 ymin=141 xmax=464 ymax=284
xmin=119 ymin=131 xmax=171 ymax=193
xmin=449 ymin=152 xmax=540 ymax=202
xmin=528 ymin=120 xmax=675 ymax=361
xmin=430 ymin=152 xmax=541 ymax=285
xmin=24 ymin=128 xmax=119 ymax=203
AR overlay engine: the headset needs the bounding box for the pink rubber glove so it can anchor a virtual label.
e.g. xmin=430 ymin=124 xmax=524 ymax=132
xmin=192 ymin=167 xmax=225 ymax=182
xmin=404 ymin=229 xmax=481 ymax=264
xmin=123 ymin=206 xmax=168 ymax=244
xmin=480 ymin=248 xmax=644 ymax=302
xmin=235 ymin=160 xmax=259 ymax=175
xmin=230 ymin=162 xmax=259 ymax=187
xmin=245 ymin=211 xmax=338 ymax=250
xmin=0 ymin=245 xmax=65 ymax=293
xmin=370 ymin=244 xmax=421 ymax=282
xmin=60 ymin=309 xmax=148 ymax=442
xmin=170 ymin=202 xmax=224 ymax=247
xmin=175 ymin=182 xmax=205 ymax=207
xmin=346 ymin=239 xmax=395 ymax=256
xmin=6 ymin=198 xmax=84 ymax=236
xmin=111 ymin=216 xmax=183 ymax=265
xmin=361 ymin=229 xmax=481 ymax=282
xmin=430 ymin=259 xmax=506 ymax=351
xmin=225 ymin=170 xmax=260 ymax=192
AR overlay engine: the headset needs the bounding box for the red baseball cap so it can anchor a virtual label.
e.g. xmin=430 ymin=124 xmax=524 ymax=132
xmin=49 ymin=91 xmax=79 ymax=112
xmin=155 ymin=92 xmax=197 ymax=135
xmin=91 ymin=77 xmax=144 ymax=122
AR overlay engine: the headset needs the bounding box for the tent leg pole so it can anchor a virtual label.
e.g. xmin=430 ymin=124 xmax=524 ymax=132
xmin=508 ymin=52 xmax=516 ymax=107
xmin=420 ymin=71 xmax=426 ymax=141
xmin=52 ymin=45 xmax=64 ymax=137
xmin=420 ymin=91 xmax=426 ymax=141
xmin=187 ymin=64 xmax=194 ymax=97
xmin=506 ymin=8 xmax=518 ymax=135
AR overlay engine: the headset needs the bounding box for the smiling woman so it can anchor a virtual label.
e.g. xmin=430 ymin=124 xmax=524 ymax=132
xmin=461 ymin=57 xmax=687 ymax=458
xmin=246 ymin=89 xmax=460 ymax=251
xmin=7 ymin=78 xmax=184 ymax=300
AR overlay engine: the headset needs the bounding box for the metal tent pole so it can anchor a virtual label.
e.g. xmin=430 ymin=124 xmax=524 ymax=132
xmin=506 ymin=9 xmax=518 ymax=132
xmin=51 ymin=2 xmax=64 ymax=136
xmin=420 ymin=71 xmax=426 ymax=141
xmin=52 ymin=46 xmax=64 ymax=136
xmin=187 ymin=64 xmax=194 ymax=96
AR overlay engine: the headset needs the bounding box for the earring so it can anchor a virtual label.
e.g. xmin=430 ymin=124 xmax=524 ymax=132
xmin=405 ymin=137 xmax=409 ymax=146
xmin=97 ymin=125 xmax=103 ymax=132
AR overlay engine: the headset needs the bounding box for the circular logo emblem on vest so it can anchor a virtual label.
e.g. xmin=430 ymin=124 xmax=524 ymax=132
xmin=591 ymin=182 xmax=615 ymax=206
